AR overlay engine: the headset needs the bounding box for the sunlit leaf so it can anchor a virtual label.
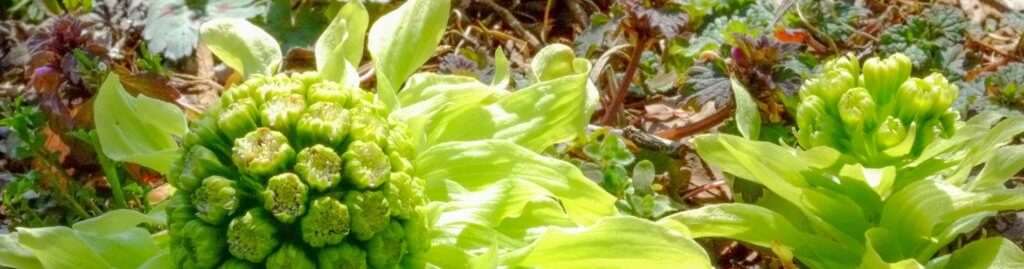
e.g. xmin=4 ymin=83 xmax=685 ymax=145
xmin=200 ymin=18 xmax=282 ymax=78
xmin=507 ymin=216 xmax=712 ymax=269
xmin=94 ymin=74 xmax=186 ymax=174
xmin=415 ymin=140 xmax=616 ymax=226
xmin=731 ymin=77 xmax=760 ymax=139
xmin=368 ymin=0 xmax=451 ymax=106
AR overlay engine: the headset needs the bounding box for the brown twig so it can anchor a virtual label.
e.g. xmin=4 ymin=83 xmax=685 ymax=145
xmin=477 ymin=0 xmax=543 ymax=49
xmin=654 ymin=106 xmax=735 ymax=141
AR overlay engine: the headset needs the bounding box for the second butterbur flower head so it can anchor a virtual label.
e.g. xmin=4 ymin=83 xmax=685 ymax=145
xmin=796 ymin=53 xmax=959 ymax=167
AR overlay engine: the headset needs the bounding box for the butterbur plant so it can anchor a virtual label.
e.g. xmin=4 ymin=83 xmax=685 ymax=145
xmin=796 ymin=53 xmax=959 ymax=167
xmin=660 ymin=54 xmax=1024 ymax=268
xmin=0 ymin=0 xmax=718 ymax=268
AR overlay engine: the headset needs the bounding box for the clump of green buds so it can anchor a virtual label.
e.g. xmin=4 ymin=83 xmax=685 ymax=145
xmin=796 ymin=53 xmax=959 ymax=167
xmin=166 ymin=72 xmax=428 ymax=268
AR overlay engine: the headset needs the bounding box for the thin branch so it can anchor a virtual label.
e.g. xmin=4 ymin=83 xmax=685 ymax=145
xmin=477 ymin=0 xmax=543 ymax=49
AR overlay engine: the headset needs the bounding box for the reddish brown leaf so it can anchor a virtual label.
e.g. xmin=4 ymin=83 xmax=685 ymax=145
xmin=111 ymin=65 xmax=181 ymax=102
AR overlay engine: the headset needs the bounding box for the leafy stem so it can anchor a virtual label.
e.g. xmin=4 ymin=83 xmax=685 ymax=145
xmin=36 ymin=149 xmax=91 ymax=219
xmin=72 ymin=130 xmax=128 ymax=209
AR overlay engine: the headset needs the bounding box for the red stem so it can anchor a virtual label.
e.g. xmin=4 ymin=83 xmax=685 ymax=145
xmin=600 ymin=39 xmax=646 ymax=125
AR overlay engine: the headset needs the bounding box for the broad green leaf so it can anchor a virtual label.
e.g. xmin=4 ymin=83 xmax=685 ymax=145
xmin=730 ymin=77 xmax=760 ymax=139
xmin=0 ymin=234 xmax=42 ymax=269
xmin=425 ymin=180 xmax=572 ymax=263
xmin=506 ymin=216 xmax=712 ymax=269
xmin=368 ymin=0 xmax=451 ymax=104
xmin=945 ymin=115 xmax=1024 ymax=185
xmin=660 ymin=203 xmax=859 ymax=269
xmin=316 ymin=0 xmax=368 ymax=85
xmin=966 ymin=145 xmax=1024 ymax=191
xmin=138 ymin=250 xmax=172 ymax=269
xmin=927 ymin=237 xmax=1024 ymax=269
xmin=200 ymin=18 xmax=282 ymax=78
xmin=2 ymin=210 xmax=167 ymax=269
xmin=393 ymin=73 xmax=504 ymax=135
xmin=693 ymin=134 xmax=872 ymax=259
xmin=94 ymin=74 xmax=186 ymax=174
xmin=16 ymin=227 xmax=111 ymax=269
xmin=415 ymin=140 xmax=616 ymax=225
xmin=72 ymin=209 xmax=165 ymax=235
xmin=879 ymin=180 xmax=1024 ymax=261
xmin=491 ymin=47 xmax=510 ymax=89
xmin=424 ymin=66 xmax=597 ymax=151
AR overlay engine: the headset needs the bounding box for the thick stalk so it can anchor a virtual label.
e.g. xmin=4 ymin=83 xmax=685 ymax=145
xmin=96 ymin=149 xmax=128 ymax=209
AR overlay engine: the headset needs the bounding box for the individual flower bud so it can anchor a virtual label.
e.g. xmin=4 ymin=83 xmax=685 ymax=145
xmin=318 ymin=243 xmax=368 ymax=269
xmin=345 ymin=190 xmax=390 ymax=241
xmin=796 ymin=95 xmax=826 ymax=133
xmin=218 ymin=98 xmax=260 ymax=140
xmin=252 ymin=74 xmax=305 ymax=104
xmin=890 ymin=54 xmax=913 ymax=89
xmin=183 ymin=117 xmax=231 ymax=156
xmin=173 ymin=220 xmax=227 ymax=268
xmin=731 ymin=47 xmax=748 ymax=67
xmin=532 ymin=44 xmax=576 ymax=82
xmin=403 ymin=213 xmax=430 ymax=254
xmin=265 ymin=243 xmax=315 ymax=269
xmin=232 ymin=128 xmax=295 ymax=178
xmin=389 ymin=151 xmax=413 ymax=173
xmin=838 ymin=87 xmax=876 ymax=130
xmin=810 ymin=70 xmax=855 ymax=107
xmin=293 ymin=71 xmax=322 ymax=88
xmin=218 ymin=258 xmax=256 ymax=269
xmin=227 ymin=209 xmax=280 ymax=263
xmin=923 ymin=73 xmax=958 ymax=116
xmin=895 ymin=78 xmax=935 ymax=121
xmin=349 ymin=108 xmax=390 ymax=146
xmin=343 ymin=141 xmax=391 ymax=189
xmin=166 ymin=193 xmax=197 ymax=234
xmin=294 ymin=145 xmax=344 ymax=192
xmin=874 ymin=116 xmax=907 ymax=149
xmin=386 ymin=120 xmax=416 ymax=159
xmin=261 ymin=173 xmax=309 ymax=223
xmin=300 ymin=196 xmax=350 ymax=247
xmin=824 ymin=54 xmax=859 ymax=78
xmin=367 ymin=221 xmax=408 ymax=268
xmin=384 ymin=173 xmax=422 ymax=219
xmin=170 ymin=145 xmax=233 ymax=192
xmin=193 ymin=175 xmax=240 ymax=225
xmin=295 ymin=102 xmax=350 ymax=148
xmin=861 ymin=56 xmax=894 ymax=102
xmin=260 ymin=94 xmax=306 ymax=135
xmin=306 ymin=81 xmax=350 ymax=107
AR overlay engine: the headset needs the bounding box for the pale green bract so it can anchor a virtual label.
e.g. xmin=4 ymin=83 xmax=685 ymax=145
xmin=94 ymin=74 xmax=187 ymax=174
xmin=0 ymin=0 xmax=714 ymax=268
